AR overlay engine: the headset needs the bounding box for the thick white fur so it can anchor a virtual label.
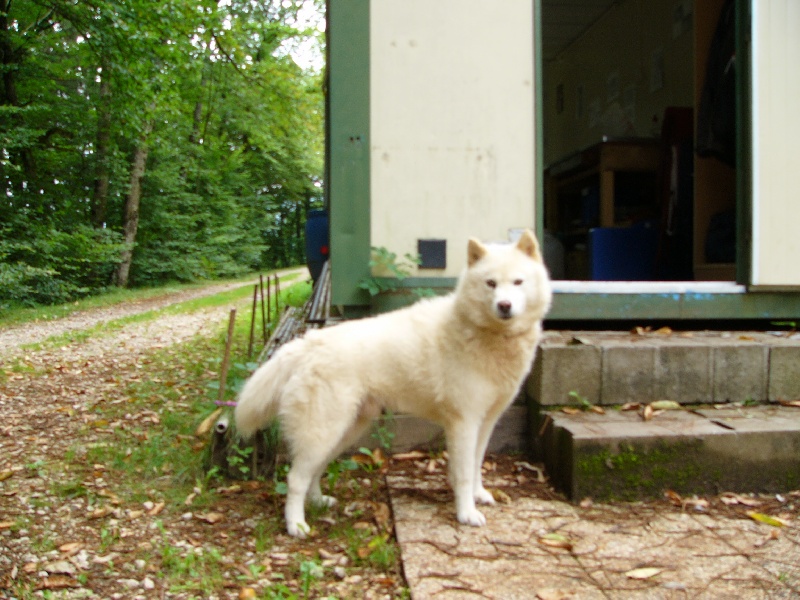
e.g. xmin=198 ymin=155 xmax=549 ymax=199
xmin=235 ymin=230 xmax=552 ymax=537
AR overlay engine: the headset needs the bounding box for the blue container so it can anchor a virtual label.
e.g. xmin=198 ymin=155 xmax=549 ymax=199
xmin=305 ymin=209 xmax=329 ymax=283
xmin=589 ymin=221 xmax=658 ymax=281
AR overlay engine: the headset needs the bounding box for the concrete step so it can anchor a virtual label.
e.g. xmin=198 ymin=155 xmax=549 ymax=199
xmin=534 ymin=404 xmax=800 ymax=501
xmin=526 ymin=330 xmax=800 ymax=407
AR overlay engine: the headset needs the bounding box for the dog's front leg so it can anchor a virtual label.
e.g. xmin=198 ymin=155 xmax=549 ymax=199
xmin=445 ymin=421 xmax=486 ymax=527
xmin=473 ymin=405 xmax=507 ymax=506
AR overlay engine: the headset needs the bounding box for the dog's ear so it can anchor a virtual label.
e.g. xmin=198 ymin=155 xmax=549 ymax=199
xmin=516 ymin=229 xmax=542 ymax=261
xmin=467 ymin=238 xmax=487 ymax=266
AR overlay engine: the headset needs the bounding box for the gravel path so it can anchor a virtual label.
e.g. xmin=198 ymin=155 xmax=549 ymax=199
xmin=0 ymin=270 xmax=307 ymax=362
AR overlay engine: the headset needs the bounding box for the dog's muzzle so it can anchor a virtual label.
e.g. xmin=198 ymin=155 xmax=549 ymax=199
xmin=496 ymin=301 xmax=513 ymax=319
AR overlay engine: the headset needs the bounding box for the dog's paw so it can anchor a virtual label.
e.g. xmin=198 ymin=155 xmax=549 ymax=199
xmin=313 ymin=494 xmax=337 ymax=508
xmin=475 ymin=487 xmax=496 ymax=505
xmin=287 ymin=520 xmax=311 ymax=538
xmin=457 ymin=507 xmax=487 ymax=527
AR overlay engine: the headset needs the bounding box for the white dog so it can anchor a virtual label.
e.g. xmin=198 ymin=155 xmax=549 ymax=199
xmin=235 ymin=230 xmax=551 ymax=537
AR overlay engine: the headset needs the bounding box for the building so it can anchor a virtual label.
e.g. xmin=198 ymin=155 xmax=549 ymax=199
xmin=326 ymin=0 xmax=800 ymax=322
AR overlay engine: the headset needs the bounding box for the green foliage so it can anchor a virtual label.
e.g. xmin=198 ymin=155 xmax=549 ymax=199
xmin=358 ymin=247 xmax=421 ymax=297
xmin=0 ymin=225 xmax=124 ymax=306
xmin=0 ymin=0 xmax=324 ymax=305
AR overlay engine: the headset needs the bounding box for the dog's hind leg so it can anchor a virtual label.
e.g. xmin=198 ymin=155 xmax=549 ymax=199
xmin=307 ymin=405 xmax=377 ymax=508
xmin=284 ymin=396 xmax=371 ymax=538
xmin=285 ymin=452 xmax=323 ymax=538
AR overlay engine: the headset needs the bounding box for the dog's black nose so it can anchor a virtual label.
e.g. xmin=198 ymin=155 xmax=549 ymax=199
xmin=497 ymin=301 xmax=512 ymax=318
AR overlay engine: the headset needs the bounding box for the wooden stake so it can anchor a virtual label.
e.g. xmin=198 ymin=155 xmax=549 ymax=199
xmin=267 ymin=276 xmax=272 ymax=325
xmin=218 ymin=309 xmax=237 ymax=404
xmin=259 ymin=274 xmax=267 ymax=344
xmin=247 ymin=285 xmax=257 ymax=357
xmin=275 ymin=275 xmax=281 ymax=314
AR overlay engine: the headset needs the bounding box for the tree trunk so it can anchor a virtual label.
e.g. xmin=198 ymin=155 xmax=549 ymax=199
xmin=115 ymin=137 xmax=150 ymax=287
xmin=92 ymin=52 xmax=112 ymax=227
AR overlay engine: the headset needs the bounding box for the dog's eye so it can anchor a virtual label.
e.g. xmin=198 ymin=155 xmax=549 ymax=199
xmin=486 ymin=279 xmax=497 ymax=289
xmin=513 ymin=279 xmax=523 ymax=286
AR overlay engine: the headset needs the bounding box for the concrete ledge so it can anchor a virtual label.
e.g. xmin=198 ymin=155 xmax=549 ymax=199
xmin=536 ymin=405 xmax=800 ymax=501
xmin=527 ymin=341 xmax=601 ymax=406
xmin=350 ymin=406 xmax=529 ymax=455
xmin=528 ymin=330 xmax=800 ymax=406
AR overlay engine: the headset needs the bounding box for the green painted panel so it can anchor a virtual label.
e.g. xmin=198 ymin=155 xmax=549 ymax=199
xmin=327 ymin=0 xmax=371 ymax=309
xmin=534 ymin=0 xmax=545 ymax=244
xmin=735 ymin=0 xmax=752 ymax=284
xmin=363 ymin=277 xmax=800 ymax=321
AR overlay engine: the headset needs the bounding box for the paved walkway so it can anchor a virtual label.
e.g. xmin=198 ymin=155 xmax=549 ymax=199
xmin=388 ymin=459 xmax=800 ymax=599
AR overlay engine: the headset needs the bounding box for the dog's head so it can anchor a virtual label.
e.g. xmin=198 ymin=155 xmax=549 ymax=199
xmin=456 ymin=230 xmax=552 ymax=332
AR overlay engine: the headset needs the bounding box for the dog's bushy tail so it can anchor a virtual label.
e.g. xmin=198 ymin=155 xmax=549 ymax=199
xmin=234 ymin=348 xmax=295 ymax=439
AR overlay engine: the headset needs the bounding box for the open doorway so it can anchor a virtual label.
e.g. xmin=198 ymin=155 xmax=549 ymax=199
xmin=540 ymin=0 xmax=737 ymax=283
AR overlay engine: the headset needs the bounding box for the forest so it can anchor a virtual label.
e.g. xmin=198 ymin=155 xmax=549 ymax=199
xmin=0 ymin=0 xmax=324 ymax=307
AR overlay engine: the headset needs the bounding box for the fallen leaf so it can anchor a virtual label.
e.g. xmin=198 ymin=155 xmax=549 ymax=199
xmin=196 ymin=512 xmax=224 ymax=524
xmin=58 ymin=542 xmax=83 ymax=554
xmin=88 ymin=506 xmax=113 ymax=519
xmin=579 ymin=497 xmax=593 ymax=508
xmin=195 ymin=407 xmax=224 ymax=436
xmin=514 ymin=461 xmax=547 ymax=483
xmin=184 ymin=492 xmax=197 ymax=506
xmin=754 ymin=528 xmax=780 ymax=547
xmin=588 ymin=405 xmax=605 ymax=414
xmin=371 ymin=447 xmax=386 ymax=467
xmin=664 ymin=490 xmax=683 ymax=506
xmin=561 ymin=407 xmax=580 ymax=415
xmin=216 ymin=484 xmax=242 ymax=495
xmin=537 ymin=589 xmax=573 ymax=600
xmin=373 ymin=502 xmax=391 ymax=528
xmin=147 ymin=501 xmax=165 ymax=516
xmin=642 ymin=405 xmax=654 ymax=421
xmin=625 ymin=567 xmax=662 ymax=580
xmin=238 ymin=588 xmax=257 ymax=600
xmin=0 ymin=469 xmax=14 ymax=482
xmin=538 ymin=533 xmax=573 ymax=551
xmin=778 ymin=400 xmax=800 ymax=408
xmin=650 ymin=400 xmax=682 ymax=411
xmin=491 ymin=489 xmax=512 ymax=504
xmin=0 ymin=521 xmax=14 ymax=530
xmin=720 ymin=493 xmax=761 ymax=507
xmin=654 ymin=326 xmax=673 ymax=335
xmin=35 ymin=575 xmax=79 ymax=590
xmin=747 ymin=511 xmax=788 ymax=527
xmin=391 ymin=450 xmax=427 ymax=461
xmin=620 ymin=402 xmax=642 ymax=411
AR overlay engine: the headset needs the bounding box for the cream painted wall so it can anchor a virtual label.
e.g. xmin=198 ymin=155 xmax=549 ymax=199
xmin=543 ymin=0 xmax=694 ymax=165
xmin=751 ymin=0 xmax=800 ymax=288
xmin=369 ymin=0 xmax=535 ymax=277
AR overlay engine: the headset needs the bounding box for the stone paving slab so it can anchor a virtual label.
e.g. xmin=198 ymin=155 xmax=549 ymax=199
xmin=538 ymin=406 xmax=800 ymax=501
xmin=388 ymin=464 xmax=800 ymax=600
